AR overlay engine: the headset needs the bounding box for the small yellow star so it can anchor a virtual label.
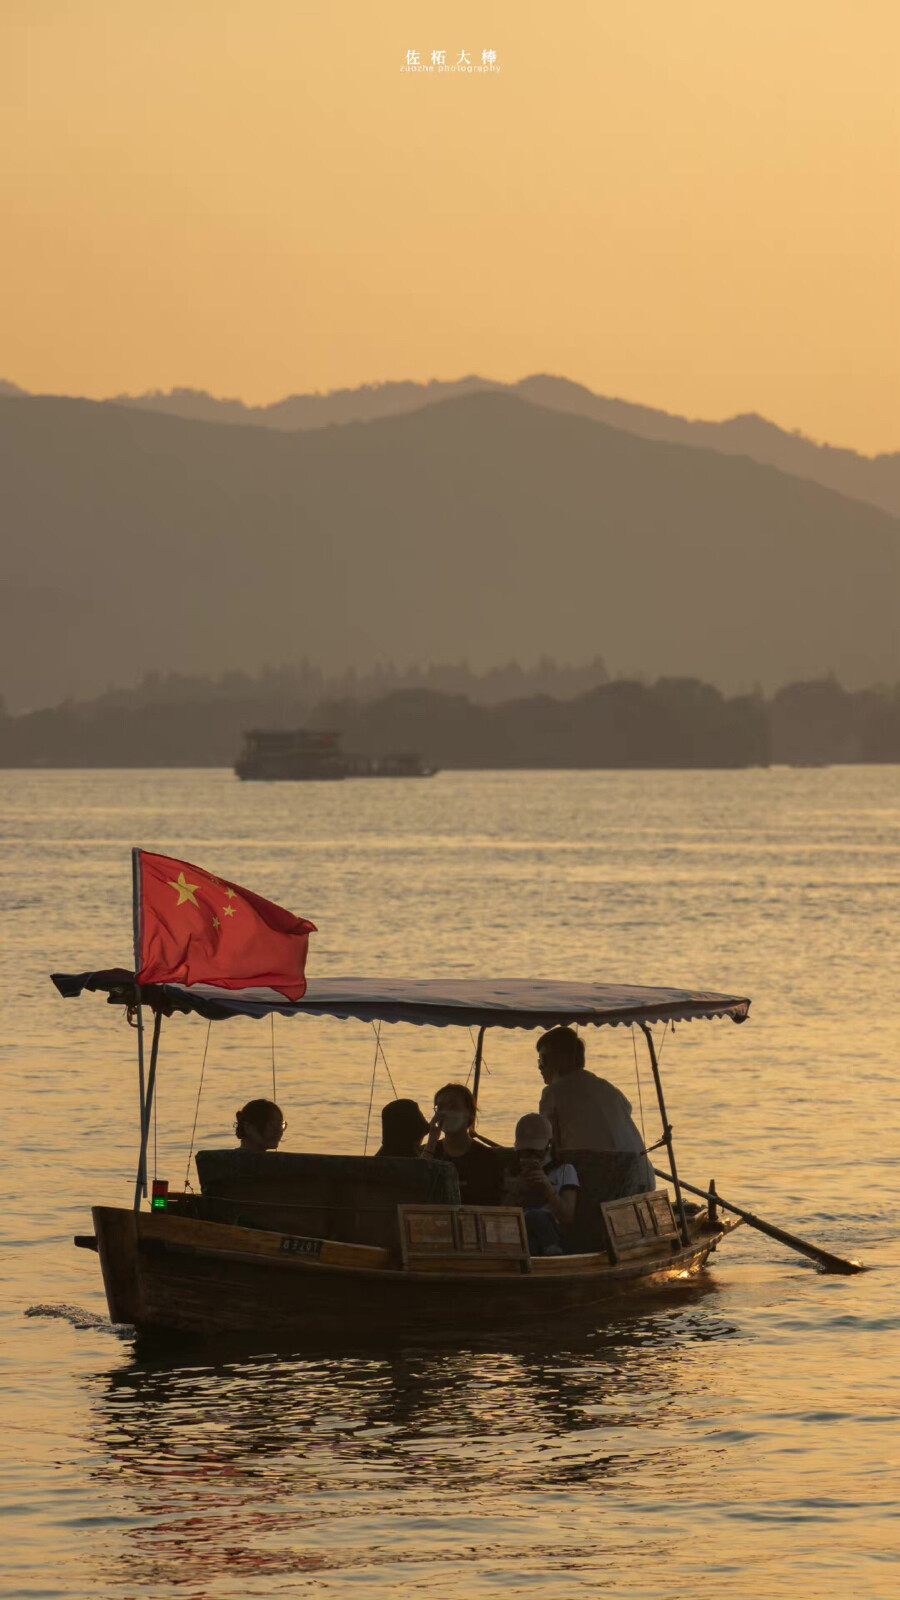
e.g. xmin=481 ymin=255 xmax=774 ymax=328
xmin=168 ymin=871 xmax=199 ymax=907
xmin=225 ymin=888 xmax=236 ymax=899
xmin=212 ymin=915 xmax=220 ymax=931
xmin=223 ymin=904 xmax=236 ymax=918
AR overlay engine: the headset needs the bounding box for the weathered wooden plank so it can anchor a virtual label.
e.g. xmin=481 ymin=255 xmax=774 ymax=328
xmin=139 ymin=1210 xmax=393 ymax=1270
xmin=405 ymin=1256 xmax=528 ymax=1276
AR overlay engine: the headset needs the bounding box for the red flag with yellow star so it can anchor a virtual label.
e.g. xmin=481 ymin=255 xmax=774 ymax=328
xmin=134 ymin=850 xmax=316 ymax=1001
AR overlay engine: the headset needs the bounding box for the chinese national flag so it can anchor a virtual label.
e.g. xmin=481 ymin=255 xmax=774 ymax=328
xmin=134 ymin=850 xmax=316 ymax=1001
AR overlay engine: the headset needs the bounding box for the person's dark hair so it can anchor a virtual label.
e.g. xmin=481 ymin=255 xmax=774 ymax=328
xmin=235 ymin=1098 xmax=284 ymax=1139
xmin=537 ymin=1026 xmax=585 ymax=1074
xmin=380 ymin=1098 xmax=430 ymax=1156
xmin=434 ymin=1082 xmax=477 ymax=1123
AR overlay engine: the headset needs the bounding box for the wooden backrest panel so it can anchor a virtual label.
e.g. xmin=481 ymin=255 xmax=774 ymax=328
xmin=194 ymin=1151 xmax=460 ymax=1250
xmin=196 ymin=1150 xmax=460 ymax=1204
xmin=399 ymin=1205 xmax=530 ymax=1271
xmin=601 ymin=1191 xmax=679 ymax=1260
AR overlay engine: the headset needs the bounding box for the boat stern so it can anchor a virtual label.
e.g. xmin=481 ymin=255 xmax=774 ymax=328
xmin=92 ymin=1205 xmax=147 ymax=1325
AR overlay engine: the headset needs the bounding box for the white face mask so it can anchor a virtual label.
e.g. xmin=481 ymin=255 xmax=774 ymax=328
xmin=438 ymin=1109 xmax=468 ymax=1135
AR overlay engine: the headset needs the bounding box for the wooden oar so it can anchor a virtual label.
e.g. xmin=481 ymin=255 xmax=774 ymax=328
xmin=652 ymin=1167 xmax=865 ymax=1276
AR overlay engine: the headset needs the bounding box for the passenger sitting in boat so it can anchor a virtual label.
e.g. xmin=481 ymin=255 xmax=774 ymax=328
xmin=234 ymin=1098 xmax=286 ymax=1153
xmin=421 ymin=1082 xmax=504 ymax=1206
xmin=536 ymin=1027 xmax=654 ymax=1189
xmin=375 ymin=1098 xmax=430 ymax=1158
xmin=504 ymin=1113 xmax=578 ymax=1256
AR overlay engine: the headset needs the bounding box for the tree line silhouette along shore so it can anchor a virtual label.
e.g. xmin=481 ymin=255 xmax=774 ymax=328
xmin=3 ymin=671 xmax=899 ymax=770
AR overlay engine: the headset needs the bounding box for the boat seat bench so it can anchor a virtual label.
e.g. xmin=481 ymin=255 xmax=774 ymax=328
xmin=558 ymin=1149 xmax=658 ymax=1251
xmin=194 ymin=1150 xmax=461 ymax=1251
xmin=193 ymin=1149 xmax=663 ymax=1256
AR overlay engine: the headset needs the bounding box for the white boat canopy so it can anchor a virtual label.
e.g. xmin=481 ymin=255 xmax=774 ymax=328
xmin=51 ymin=970 xmax=750 ymax=1029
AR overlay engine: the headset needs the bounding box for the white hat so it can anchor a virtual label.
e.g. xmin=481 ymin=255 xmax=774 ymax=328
xmin=514 ymin=1112 xmax=552 ymax=1151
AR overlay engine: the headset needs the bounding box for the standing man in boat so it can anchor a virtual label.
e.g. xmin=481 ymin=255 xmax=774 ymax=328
xmin=421 ymin=1083 xmax=505 ymax=1205
xmin=536 ymin=1027 xmax=655 ymax=1190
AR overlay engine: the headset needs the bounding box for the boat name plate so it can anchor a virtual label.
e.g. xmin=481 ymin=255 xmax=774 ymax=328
xmin=279 ymin=1235 xmax=324 ymax=1257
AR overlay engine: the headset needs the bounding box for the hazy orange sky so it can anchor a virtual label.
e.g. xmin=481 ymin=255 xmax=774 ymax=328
xmin=3 ymin=1 xmax=898 ymax=451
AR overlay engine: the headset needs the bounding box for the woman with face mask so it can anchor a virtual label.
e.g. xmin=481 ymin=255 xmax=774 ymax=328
xmin=421 ymin=1082 xmax=504 ymax=1206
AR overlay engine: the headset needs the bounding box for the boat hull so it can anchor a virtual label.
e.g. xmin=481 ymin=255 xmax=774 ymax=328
xmin=91 ymin=1206 xmax=731 ymax=1340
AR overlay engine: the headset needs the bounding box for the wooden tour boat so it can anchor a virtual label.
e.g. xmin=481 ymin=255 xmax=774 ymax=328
xmin=55 ymin=970 xmax=758 ymax=1340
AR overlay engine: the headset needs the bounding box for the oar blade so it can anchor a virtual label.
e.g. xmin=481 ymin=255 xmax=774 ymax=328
xmin=652 ymin=1168 xmax=866 ymax=1276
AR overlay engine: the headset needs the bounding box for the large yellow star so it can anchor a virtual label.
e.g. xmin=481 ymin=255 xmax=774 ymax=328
xmin=168 ymin=871 xmax=200 ymax=907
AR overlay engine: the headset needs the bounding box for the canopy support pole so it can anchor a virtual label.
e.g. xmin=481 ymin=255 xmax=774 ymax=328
xmin=641 ymin=1023 xmax=690 ymax=1245
xmin=133 ymin=1010 xmax=162 ymax=1212
xmin=471 ymin=1025 xmax=487 ymax=1104
xmin=131 ymin=848 xmax=148 ymax=1198
xmin=135 ymin=1002 xmax=148 ymax=1199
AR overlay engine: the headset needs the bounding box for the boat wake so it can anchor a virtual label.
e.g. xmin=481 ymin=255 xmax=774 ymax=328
xmin=24 ymin=1303 xmax=130 ymax=1335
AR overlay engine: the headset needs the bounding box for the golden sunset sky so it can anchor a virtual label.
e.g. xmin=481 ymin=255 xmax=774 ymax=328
xmin=3 ymin=1 xmax=898 ymax=451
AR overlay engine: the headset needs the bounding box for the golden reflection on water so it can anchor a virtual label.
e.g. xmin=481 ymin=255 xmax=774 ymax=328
xmin=87 ymin=1296 xmax=735 ymax=1591
xmin=3 ymin=768 xmax=900 ymax=1598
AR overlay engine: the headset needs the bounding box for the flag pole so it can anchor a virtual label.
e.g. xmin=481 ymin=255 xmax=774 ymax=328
xmin=133 ymin=1010 xmax=162 ymax=1212
xmin=135 ymin=1004 xmax=147 ymax=1199
xmin=131 ymin=848 xmax=148 ymax=1199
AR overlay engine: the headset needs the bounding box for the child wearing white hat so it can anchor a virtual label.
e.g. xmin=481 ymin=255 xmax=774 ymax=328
xmin=504 ymin=1112 xmax=580 ymax=1256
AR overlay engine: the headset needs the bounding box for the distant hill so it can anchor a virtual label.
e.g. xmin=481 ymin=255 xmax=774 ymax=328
xmin=515 ymin=377 xmax=900 ymax=521
xmin=113 ymin=376 xmax=492 ymax=431
xmin=1 ymin=389 xmax=899 ymax=711
xmin=3 ymin=371 xmax=894 ymax=517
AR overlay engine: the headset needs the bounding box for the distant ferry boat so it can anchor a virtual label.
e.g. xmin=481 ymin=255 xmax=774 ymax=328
xmin=235 ymin=728 xmax=437 ymax=781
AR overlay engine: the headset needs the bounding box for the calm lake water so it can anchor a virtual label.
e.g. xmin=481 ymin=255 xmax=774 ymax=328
xmin=2 ymin=767 xmax=898 ymax=1599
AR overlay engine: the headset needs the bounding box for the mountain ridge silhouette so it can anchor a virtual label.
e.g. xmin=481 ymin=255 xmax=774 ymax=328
xmin=2 ymin=388 xmax=898 ymax=711
xmin=1 ymin=372 xmax=897 ymax=517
